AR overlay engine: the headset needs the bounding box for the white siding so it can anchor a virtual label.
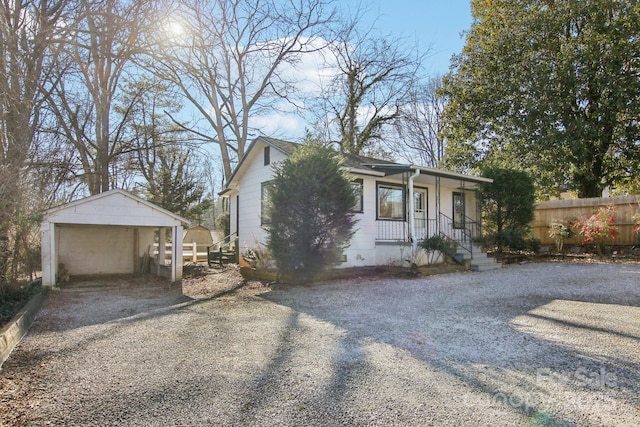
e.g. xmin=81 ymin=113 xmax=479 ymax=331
xmin=57 ymin=225 xmax=135 ymax=275
xmin=47 ymin=191 xmax=183 ymax=227
xmin=341 ymin=175 xmax=377 ymax=267
xmin=41 ymin=190 xmax=186 ymax=285
xmin=236 ymin=141 xmax=288 ymax=253
xmin=229 ymin=141 xmax=483 ymax=269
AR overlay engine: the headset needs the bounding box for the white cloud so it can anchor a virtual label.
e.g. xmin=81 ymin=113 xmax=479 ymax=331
xmin=251 ymin=113 xmax=306 ymax=139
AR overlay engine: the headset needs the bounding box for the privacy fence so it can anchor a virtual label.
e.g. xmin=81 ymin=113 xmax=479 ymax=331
xmin=531 ymin=195 xmax=640 ymax=246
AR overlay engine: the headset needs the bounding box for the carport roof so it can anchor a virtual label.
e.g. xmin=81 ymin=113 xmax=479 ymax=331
xmin=44 ymin=189 xmax=190 ymax=227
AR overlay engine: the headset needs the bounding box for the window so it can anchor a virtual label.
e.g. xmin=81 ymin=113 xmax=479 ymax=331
xmin=261 ymin=181 xmax=274 ymax=225
xmin=377 ymin=183 xmax=405 ymax=220
xmin=264 ymin=146 xmax=270 ymax=166
xmin=453 ymin=192 xmax=465 ymax=229
xmin=414 ymin=190 xmax=425 ymax=213
xmin=351 ymin=179 xmax=363 ymax=213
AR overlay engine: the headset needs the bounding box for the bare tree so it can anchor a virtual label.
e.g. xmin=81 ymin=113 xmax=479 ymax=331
xmin=392 ymin=76 xmax=446 ymax=167
xmin=0 ymin=0 xmax=69 ymax=285
xmin=318 ymin=17 xmax=425 ymax=155
xmin=115 ymin=77 xmax=209 ymax=221
xmin=145 ymin=0 xmax=336 ymax=182
xmin=50 ymin=0 xmax=151 ymax=194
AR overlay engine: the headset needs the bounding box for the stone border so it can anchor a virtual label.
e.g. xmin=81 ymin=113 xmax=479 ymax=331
xmin=0 ymin=288 xmax=48 ymax=368
xmin=240 ymin=264 xmax=466 ymax=283
xmin=240 ymin=266 xmax=392 ymax=283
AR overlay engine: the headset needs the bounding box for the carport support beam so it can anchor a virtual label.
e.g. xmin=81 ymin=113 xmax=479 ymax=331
xmin=157 ymin=227 xmax=166 ymax=276
xmin=172 ymin=225 xmax=183 ymax=281
xmin=40 ymin=221 xmax=56 ymax=287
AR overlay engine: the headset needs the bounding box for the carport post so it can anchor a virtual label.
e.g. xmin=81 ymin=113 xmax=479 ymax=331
xmin=172 ymin=225 xmax=183 ymax=281
xmin=157 ymin=227 xmax=166 ymax=276
xmin=40 ymin=221 xmax=57 ymax=287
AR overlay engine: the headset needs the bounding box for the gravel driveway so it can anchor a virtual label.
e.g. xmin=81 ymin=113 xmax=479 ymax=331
xmin=1 ymin=262 xmax=639 ymax=426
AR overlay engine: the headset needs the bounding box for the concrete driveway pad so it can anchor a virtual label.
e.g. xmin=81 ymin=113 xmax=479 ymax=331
xmin=1 ymin=262 xmax=639 ymax=426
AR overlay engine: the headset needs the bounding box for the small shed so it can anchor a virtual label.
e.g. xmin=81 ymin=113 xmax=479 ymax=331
xmin=183 ymin=225 xmax=214 ymax=263
xmin=41 ymin=189 xmax=189 ymax=286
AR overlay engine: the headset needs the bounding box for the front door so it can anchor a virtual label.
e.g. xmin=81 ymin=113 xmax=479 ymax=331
xmin=414 ymin=188 xmax=428 ymax=239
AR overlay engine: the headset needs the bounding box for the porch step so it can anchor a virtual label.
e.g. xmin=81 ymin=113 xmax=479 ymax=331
xmin=450 ymin=243 xmax=502 ymax=272
xmin=208 ymin=250 xmax=237 ymax=267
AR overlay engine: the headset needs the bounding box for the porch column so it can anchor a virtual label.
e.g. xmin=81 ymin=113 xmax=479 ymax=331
xmin=435 ymin=175 xmax=441 ymax=234
xmin=475 ymin=189 xmax=482 ymax=239
xmin=408 ymin=168 xmax=421 ymax=251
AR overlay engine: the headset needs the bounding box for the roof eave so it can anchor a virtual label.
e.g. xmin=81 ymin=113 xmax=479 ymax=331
xmin=411 ymin=165 xmax=494 ymax=184
xmin=363 ymin=163 xmax=493 ymax=184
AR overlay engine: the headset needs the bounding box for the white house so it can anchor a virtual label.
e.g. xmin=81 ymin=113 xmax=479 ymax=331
xmin=220 ymin=136 xmax=499 ymax=270
xmin=41 ymin=189 xmax=189 ymax=286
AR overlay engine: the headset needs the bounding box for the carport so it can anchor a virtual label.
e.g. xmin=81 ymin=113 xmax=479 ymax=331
xmin=40 ymin=189 xmax=189 ymax=286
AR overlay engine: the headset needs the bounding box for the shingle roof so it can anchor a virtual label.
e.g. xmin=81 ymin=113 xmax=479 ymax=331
xmin=257 ymin=136 xmax=398 ymax=171
xmin=220 ymin=136 xmax=491 ymax=195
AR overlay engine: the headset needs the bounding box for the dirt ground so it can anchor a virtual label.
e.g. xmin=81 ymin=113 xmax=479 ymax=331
xmin=0 ymin=262 xmax=639 ymax=426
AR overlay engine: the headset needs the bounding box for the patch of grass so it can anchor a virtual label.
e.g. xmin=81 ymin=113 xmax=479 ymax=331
xmin=0 ymin=280 xmax=42 ymax=328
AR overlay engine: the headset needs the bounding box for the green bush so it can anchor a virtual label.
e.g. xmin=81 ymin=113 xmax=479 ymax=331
xmin=0 ymin=279 xmax=41 ymax=327
xmin=419 ymin=235 xmax=451 ymax=264
xmin=525 ymin=237 xmax=541 ymax=253
xmin=480 ymin=166 xmax=536 ymax=239
xmin=266 ymin=143 xmax=358 ymax=277
xmin=495 ymin=229 xmax=525 ymax=251
xmin=489 ymin=230 xmax=540 ymax=253
xmin=419 ymin=235 xmax=450 ymax=252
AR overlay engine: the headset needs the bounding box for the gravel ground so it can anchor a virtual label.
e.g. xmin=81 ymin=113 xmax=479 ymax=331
xmin=1 ymin=262 xmax=639 ymax=426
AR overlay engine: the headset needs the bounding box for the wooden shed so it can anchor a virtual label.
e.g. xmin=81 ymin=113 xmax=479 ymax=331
xmin=183 ymin=225 xmax=214 ymax=263
xmin=40 ymin=189 xmax=189 ymax=286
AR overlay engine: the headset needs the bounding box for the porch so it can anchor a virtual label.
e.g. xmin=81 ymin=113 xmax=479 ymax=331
xmin=376 ymin=214 xmax=481 ymax=245
xmin=375 ymin=214 xmax=500 ymax=271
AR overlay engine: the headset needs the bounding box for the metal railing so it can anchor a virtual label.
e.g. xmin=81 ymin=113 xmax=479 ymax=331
xmin=208 ymin=232 xmax=239 ymax=266
xmin=376 ymin=214 xmax=480 ymax=256
xmin=376 ymin=220 xmax=408 ymax=241
xmin=211 ymin=232 xmax=238 ymax=251
xmin=438 ymin=213 xmax=479 ymax=258
xmin=376 ymin=219 xmax=438 ymax=242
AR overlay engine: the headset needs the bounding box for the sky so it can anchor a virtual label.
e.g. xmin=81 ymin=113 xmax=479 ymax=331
xmin=255 ymin=1 xmax=474 ymax=139
xmin=359 ymin=0 xmax=473 ymax=75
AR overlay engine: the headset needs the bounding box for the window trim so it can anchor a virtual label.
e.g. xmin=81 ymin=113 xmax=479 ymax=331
xmin=452 ymin=191 xmax=465 ymax=229
xmin=351 ymin=179 xmax=364 ymax=213
xmin=263 ymin=146 xmax=270 ymax=166
xmin=376 ymin=181 xmax=406 ymax=221
xmin=413 ymin=186 xmax=428 ymax=217
xmin=261 ymin=181 xmax=273 ymax=225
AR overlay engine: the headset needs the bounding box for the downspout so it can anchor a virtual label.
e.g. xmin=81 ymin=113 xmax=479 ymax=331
xmin=408 ymin=168 xmax=421 ymax=253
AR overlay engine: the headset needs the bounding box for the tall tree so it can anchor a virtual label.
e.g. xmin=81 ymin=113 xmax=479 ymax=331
xmin=479 ymin=166 xmax=536 ymax=236
xmin=442 ymin=0 xmax=640 ymax=198
xmin=146 ymin=0 xmax=336 ymax=182
xmin=319 ymin=18 xmax=423 ymax=155
xmin=138 ymin=144 xmax=210 ymax=222
xmin=118 ymin=78 xmax=210 ymax=222
xmin=0 ymin=0 xmax=68 ymax=285
xmin=392 ymin=76 xmax=446 ymax=167
xmin=51 ymin=0 xmax=150 ymax=194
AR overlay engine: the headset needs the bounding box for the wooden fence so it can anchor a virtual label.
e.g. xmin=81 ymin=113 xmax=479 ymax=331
xmin=154 ymin=242 xmax=210 ymax=263
xmin=531 ymin=195 xmax=640 ymax=246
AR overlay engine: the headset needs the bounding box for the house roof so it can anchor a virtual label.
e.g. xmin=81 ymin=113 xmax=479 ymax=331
xmin=44 ymin=188 xmax=190 ymax=226
xmin=220 ymin=136 xmax=492 ymax=195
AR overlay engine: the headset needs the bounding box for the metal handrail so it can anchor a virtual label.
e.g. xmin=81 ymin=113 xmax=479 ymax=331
xmin=439 ymin=213 xmax=475 ymax=258
xmin=207 ymin=232 xmax=239 ymax=267
xmin=211 ymin=232 xmax=238 ymax=251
